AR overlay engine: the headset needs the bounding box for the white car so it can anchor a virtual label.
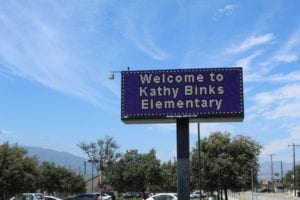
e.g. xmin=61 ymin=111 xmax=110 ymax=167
xmin=101 ymin=194 xmax=112 ymax=200
xmin=15 ymin=193 xmax=44 ymax=200
xmin=93 ymin=193 xmax=112 ymax=200
xmin=190 ymin=191 xmax=206 ymax=198
xmin=146 ymin=193 xmax=177 ymax=200
xmin=44 ymin=196 xmax=62 ymax=200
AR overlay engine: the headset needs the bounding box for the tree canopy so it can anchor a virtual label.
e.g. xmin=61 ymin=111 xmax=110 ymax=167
xmin=191 ymin=132 xmax=262 ymax=200
xmin=78 ymin=135 xmax=121 ymax=187
xmin=38 ymin=161 xmax=86 ymax=195
xmin=284 ymin=164 xmax=300 ymax=191
xmin=108 ymin=149 xmax=161 ymax=193
xmin=0 ymin=142 xmax=39 ymax=199
xmin=0 ymin=142 xmax=86 ymax=200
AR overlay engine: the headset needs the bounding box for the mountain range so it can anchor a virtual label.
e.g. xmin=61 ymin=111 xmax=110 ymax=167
xmin=24 ymin=146 xmax=92 ymax=174
xmin=25 ymin=146 xmax=294 ymax=180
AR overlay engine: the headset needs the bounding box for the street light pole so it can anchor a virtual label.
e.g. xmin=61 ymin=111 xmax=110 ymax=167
xmin=108 ymin=67 xmax=130 ymax=80
xmin=197 ymin=122 xmax=201 ymax=200
xmin=251 ymin=168 xmax=254 ymax=200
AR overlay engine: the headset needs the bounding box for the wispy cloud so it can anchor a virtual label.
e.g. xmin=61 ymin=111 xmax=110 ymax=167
xmin=262 ymin=71 xmax=300 ymax=82
xmin=0 ymin=1 xmax=118 ymax=109
xmin=218 ymin=4 xmax=239 ymax=15
xmin=276 ymin=54 xmax=299 ymax=63
xmin=136 ymin=31 xmax=169 ymax=61
xmin=252 ymin=83 xmax=300 ymax=119
xmin=262 ymin=124 xmax=300 ymax=161
xmin=235 ymin=50 xmax=263 ymax=71
xmin=0 ymin=129 xmax=18 ymax=139
xmin=227 ymin=33 xmax=274 ymax=54
xmin=259 ymin=26 xmax=300 ymax=69
xmin=265 ymin=102 xmax=300 ymax=119
xmin=118 ymin=10 xmax=169 ymax=61
xmin=213 ymin=4 xmax=239 ymax=20
xmin=243 ymin=26 xmax=300 ymax=83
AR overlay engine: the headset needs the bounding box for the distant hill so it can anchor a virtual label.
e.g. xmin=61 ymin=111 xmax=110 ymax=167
xmin=24 ymin=146 xmax=93 ymax=174
xmin=258 ymin=161 xmax=293 ymax=180
xmin=23 ymin=146 xmax=294 ymax=181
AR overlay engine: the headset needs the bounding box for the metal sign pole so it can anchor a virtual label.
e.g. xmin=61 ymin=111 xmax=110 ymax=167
xmin=177 ymin=118 xmax=190 ymax=200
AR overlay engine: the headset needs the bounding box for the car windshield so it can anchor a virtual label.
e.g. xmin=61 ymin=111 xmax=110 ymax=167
xmin=15 ymin=195 xmax=33 ymax=200
xmin=153 ymin=195 xmax=176 ymax=200
xmin=34 ymin=194 xmax=43 ymax=200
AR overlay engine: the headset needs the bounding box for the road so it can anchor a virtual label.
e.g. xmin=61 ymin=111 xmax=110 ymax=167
xmin=227 ymin=191 xmax=299 ymax=200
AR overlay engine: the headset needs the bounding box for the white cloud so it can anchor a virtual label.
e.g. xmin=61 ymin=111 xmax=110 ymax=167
xmin=263 ymin=71 xmax=300 ymax=82
xmin=0 ymin=129 xmax=13 ymax=135
xmin=263 ymin=137 xmax=290 ymax=155
xmin=227 ymin=33 xmax=274 ymax=54
xmin=261 ymin=124 xmax=300 ymax=162
xmin=235 ymin=50 xmax=263 ymax=71
xmin=253 ymin=83 xmax=300 ymax=105
xmin=258 ymin=26 xmax=300 ymax=72
xmin=264 ymin=101 xmax=300 ymax=119
xmin=252 ymin=83 xmax=300 ymax=119
xmin=189 ymin=123 xmax=234 ymax=137
xmin=0 ymin=2 xmax=119 ymax=109
xmin=137 ymin=31 xmax=169 ymax=61
xmin=153 ymin=122 xmax=234 ymax=138
xmin=0 ymin=129 xmax=19 ymax=141
xmin=276 ymin=54 xmax=299 ymax=63
xmin=218 ymin=4 xmax=238 ymax=15
xmin=118 ymin=9 xmax=169 ymax=61
xmin=213 ymin=4 xmax=239 ymax=21
xmin=245 ymin=70 xmax=300 ymax=83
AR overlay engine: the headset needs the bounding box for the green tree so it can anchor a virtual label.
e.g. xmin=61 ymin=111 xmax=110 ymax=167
xmin=57 ymin=166 xmax=86 ymax=195
xmin=284 ymin=164 xmax=300 ymax=191
xmin=0 ymin=142 xmax=39 ymax=200
xmin=191 ymin=132 xmax=262 ymax=200
xmin=109 ymin=149 xmax=144 ymax=192
xmin=140 ymin=149 xmax=161 ymax=191
xmin=160 ymin=160 xmax=177 ymax=192
xmin=108 ymin=149 xmax=161 ymax=193
xmin=78 ymin=136 xmax=121 ymax=187
xmin=39 ymin=161 xmax=86 ymax=195
xmin=38 ymin=162 xmax=60 ymax=194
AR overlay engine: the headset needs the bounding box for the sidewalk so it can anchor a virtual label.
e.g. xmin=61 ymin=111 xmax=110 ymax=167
xmin=226 ymin=191 xmax=299 ymax=200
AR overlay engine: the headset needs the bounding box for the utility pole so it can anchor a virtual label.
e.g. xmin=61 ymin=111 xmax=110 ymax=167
xmin=197 ymin=122 xmax=201 ymax=200
xmin=289 ymin=143 xmax=300 ymax=196
xmin=251 ymin=168 xmax=254 ymax=200
xmin=267 ymin=154 xmax=276 ymax=192
xmin=281 ymin=161 xmax=283 ymax=184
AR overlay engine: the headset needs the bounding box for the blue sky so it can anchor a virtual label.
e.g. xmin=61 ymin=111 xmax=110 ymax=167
xmin=1 ymin=1 xmax=300 ymax=165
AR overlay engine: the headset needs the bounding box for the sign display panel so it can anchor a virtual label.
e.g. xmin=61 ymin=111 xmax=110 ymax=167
xmin=121 ymin=67 xmax=244 ymax=123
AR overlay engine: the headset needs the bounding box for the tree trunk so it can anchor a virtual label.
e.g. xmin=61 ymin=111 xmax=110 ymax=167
xmin=224 ymin=189 xmax=228 ymax=200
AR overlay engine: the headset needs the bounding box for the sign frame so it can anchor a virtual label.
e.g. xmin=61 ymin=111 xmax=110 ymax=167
xmin=121 ymin=67 xmax=244 ymax=124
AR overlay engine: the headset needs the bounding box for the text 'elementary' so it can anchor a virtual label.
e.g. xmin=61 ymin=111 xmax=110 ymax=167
xmin=121 ymin=67 xmax=244 ymax=124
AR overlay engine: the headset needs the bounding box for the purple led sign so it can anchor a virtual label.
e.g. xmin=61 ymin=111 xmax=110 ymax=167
xmin=121 ymin=67 xmax=244 ymax=123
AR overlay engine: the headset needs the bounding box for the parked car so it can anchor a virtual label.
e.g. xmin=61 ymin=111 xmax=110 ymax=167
xmin=257 ymin=188 xmax=271 ymax=193
xmin=65 ymin=193 xmax=99 ymax=200
xmin=93 ymin=193 xmax=111 ymax=200
xmin=104 ymin=192 xmax=115 ymax=200
xmin=15 ymin=193 xmax=44 ymax=200
xmin=44 ymin=196 xmax=62 ymax=200
xmin=190 ymin=191 xmax=206 ymax=198
xmin=139 ymin=192 xmax=150 ymax=200
xmin=146 ymin=193 xmax=177 ymax=200
xmin=122 ymin=192 xmax=139 ymax=198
